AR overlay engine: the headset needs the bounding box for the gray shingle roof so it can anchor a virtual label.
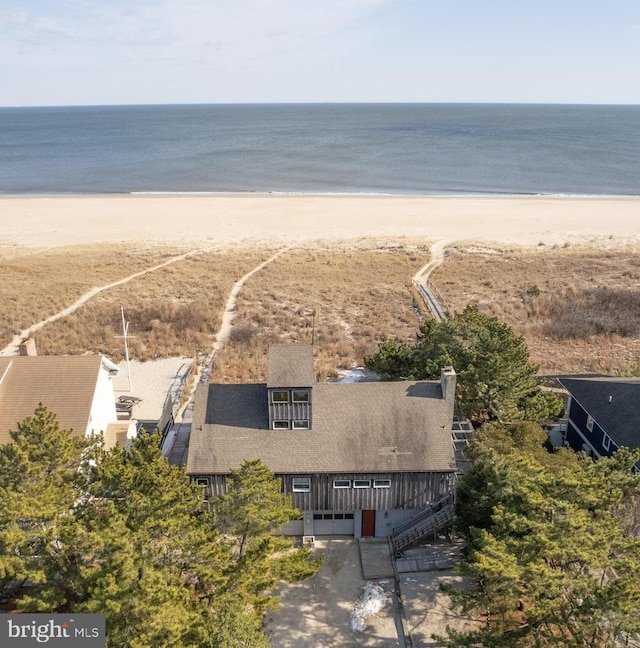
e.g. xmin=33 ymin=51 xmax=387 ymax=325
xmin=187 ymin=379 xmax=456 ymax=475
xmin=0 ymin=356 xmax=104 ymax=444
xmin=267 ymin=344 xmax=314 ymax=388
xmin=559 ymin=376 xmax=640 ymax=449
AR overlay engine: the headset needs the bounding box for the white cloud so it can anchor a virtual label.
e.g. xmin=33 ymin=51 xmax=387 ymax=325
xmin=0 ymin=9 xmax=29 ymax=26
xmin=4 ymin=0 xmax=390 ymax=59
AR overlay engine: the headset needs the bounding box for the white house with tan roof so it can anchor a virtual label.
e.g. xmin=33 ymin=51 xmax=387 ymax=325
xmin=0 ymin=354 xmax=133 ymax=447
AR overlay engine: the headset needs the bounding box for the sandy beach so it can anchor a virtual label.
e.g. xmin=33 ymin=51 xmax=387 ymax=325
xmin=1 ymin=194 xmax=639 ymax=249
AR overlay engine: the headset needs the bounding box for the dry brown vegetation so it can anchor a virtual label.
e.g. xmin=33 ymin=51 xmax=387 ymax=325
xmin=9 ymin=236 xmax=637 ymax=384
xmin=1 ymin=244 xmax=272 ymax=361
xmin=1 ymin=239 xmax=427 ymax=380
xmin=434 ymin=243 xmax=640 ymax=375
xmin=212 ymin=239 xmax=429 ymax=382
xmin=35 ymin=248 xmax=274 ymax=361
xmin=0 ymin=243 xmax=186 ymax=349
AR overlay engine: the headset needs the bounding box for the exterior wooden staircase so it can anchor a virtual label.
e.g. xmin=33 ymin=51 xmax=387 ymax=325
xmin=390 ymin=493 xmax=455 ymax=553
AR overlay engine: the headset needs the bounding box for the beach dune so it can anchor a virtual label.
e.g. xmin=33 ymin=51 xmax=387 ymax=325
xmin=1 ymin=194 xmax=639 ymax=248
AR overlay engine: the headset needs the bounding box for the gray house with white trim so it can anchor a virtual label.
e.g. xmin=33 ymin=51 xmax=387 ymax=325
xmin=187 ymin=344 xmax=458 ymax=538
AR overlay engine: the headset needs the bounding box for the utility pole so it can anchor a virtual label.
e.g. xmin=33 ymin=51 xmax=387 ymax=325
xmin=311 ymin=309 xmax=316 ymax=346
xmin=114 ymin=305 xmax=135 ymax=392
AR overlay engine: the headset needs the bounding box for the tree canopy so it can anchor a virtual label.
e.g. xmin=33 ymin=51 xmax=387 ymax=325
xmin=365 ymin=305 xmax=563 ymax=423
xmin=0 ymin=405 xmax=319 ymax=647
xmin=438 ymin=422 xmax=640 ymax=647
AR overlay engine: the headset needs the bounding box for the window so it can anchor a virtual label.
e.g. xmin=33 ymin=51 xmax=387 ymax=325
xmin=292 ymin=390 xmax=310 ymax=403
xmin=313 ymin=513 xmax=323 ymax=520
xmin=373 ymin=479 xmax=391 ymax=489
xmin=273 ymin=420 xmax=289 ymax=429
xmin=323 ymin=513 xmax=333 ymax=520
xmin=353 ymin=479 xmax=371 ymax=489
xmin=345 ymin=513 xmax=354 ymax=520
xmin=587 ymin=415 xmax=594 ymax=432
xmin=195 ymin=478 xmax=209 ymax=502
xmin=333 ymin=479 xmax=351 ymax=489
xmin=292 ymin=477 xmax=311 ymax=492
xmin=293 ymin=420 xmax=310 ymax=429
xmin=334 ymin=513 xmax=344 ymax=520
xmin=603 ymin=433 xmax=611 ymax=451
xmin=271 ymin=391 xmax=289 ymax=403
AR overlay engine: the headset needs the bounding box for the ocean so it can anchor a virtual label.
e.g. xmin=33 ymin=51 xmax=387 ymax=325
xmin=0 ymin=103 xmax=639 ymax=196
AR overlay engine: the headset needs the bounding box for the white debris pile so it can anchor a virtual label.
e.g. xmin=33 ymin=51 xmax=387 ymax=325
xmin=349 ymin=581 xmax=389 ymax=632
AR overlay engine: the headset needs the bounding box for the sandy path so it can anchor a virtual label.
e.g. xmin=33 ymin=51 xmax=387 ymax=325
xmin=0 ymin=248 xmax=210 ymax=356
xmin=412 ymin=240 xmax=451 ymax=321
xmin=213 ymin=246 xmax=292 ymax=351
xmin=171 ymin=247 xmax=290 ymax=416
xmin=193 ymin=247 xmax=291 ymax=389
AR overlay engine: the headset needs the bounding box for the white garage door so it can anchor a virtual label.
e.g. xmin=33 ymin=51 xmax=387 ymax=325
xmin=312 ymin=512 xmax=355 ymax=535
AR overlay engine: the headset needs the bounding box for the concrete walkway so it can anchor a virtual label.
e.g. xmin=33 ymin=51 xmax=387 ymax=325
xmin=359 ymin=538 xmax=394 ymax=579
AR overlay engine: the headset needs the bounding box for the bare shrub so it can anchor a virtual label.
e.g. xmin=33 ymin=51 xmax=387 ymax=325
xmin=535 ymin=288 xmax=640 ymax=339
xmin=229 ymin=326 xmax=258 ymax=344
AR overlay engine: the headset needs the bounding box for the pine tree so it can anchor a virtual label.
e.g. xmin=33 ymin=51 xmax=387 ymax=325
xmin=439 ymin=428 xmax=640 ymax=647
xmin=0 ymin=403 xmax=94 ymax=608
xmin=1 ymin=410 xmax=320 ymax=646
xmin=216 ymin=459 xmax=322 ymax=614
xmin=79 ymin=431 xmax=230 ymax=648
xmin=365 ymin=305 xmax=563 ymax=423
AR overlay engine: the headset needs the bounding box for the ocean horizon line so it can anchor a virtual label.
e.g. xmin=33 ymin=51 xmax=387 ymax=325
xmin=2 ymin=190 xmax=640 ymax=200
xmin=2 ymin=101 xmax=640 ymax=110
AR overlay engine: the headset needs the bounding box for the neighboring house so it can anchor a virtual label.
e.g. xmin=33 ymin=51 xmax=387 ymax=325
xmin=0 ymin=354 xmax=134 ymax=445
xmin=558 ymin=376 xmax=640 ymax=469
xmin=187 ymin=344 xmax=458 ymax=540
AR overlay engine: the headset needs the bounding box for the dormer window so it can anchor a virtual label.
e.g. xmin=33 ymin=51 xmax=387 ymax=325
xmin=292 ymin=390 xmax=310 ymax=403
xmin=271 ymin=391 xmax=289 ymax=403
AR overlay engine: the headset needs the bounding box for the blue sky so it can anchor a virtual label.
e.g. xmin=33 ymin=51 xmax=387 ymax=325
xmin=1 ymin=0 xmax=639 ymax=106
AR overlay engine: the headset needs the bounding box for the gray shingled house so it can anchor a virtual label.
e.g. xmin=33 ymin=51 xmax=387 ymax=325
xmin=187 ymin=344 xmax=458 ymax=539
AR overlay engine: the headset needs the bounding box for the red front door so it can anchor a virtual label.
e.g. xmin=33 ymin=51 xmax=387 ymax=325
xmin=362 ymin=510 xmax=376 ymax=537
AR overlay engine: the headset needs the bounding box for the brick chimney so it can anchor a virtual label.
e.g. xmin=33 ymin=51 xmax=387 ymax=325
xmin=18 ymin=338 xmax=37 ymax=356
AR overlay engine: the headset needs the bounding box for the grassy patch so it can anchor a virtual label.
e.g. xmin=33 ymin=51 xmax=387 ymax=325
xmin=0 ymin=243 xmax=187 ymax=348
xmin=435 ymin=244 xmax=640 ymax=375
xmin=5 ymin=245 xmax=272 ymax=361
xmin=212 ymin=239 xmax=429 ymax=382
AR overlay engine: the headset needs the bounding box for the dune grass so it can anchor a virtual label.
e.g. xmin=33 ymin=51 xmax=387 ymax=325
xmin=0 ymin=243 xmax=189 ymax=350
xmin=6 ymin=237 xmax=637 ymax=381
xmin=211 ymin=239 xmax=428 ymax=382
xmin=31 ymin=246 xmax=273 ymax=361
xmin=434 ymin=243 xmax=640 ymax=375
